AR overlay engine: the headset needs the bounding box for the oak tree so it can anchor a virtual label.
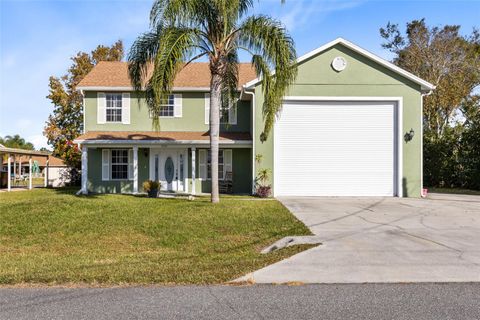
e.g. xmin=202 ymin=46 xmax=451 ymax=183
xmin=44 ymin=41 xmax=124 ymax=168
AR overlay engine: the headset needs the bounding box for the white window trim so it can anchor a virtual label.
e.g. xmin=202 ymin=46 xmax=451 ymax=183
xmin=97 ymin=92 xmax=106 ymax=124
xmin=204 ymin=93 xmax=210 ymax=125
xmin=110 ymin=149 xmax=132 ymax=181
xmin=105 ymin=93 xmax=123 ymax=123
xmin=122 ymin=92 xmax=130 ymax=124
xmin=158 ymin=94 xmax=176 ymax=118
xmin=101 ymin=149 xmax=109 ymax=181
xmin=200 ymin=149 xmax=232 ymax=181
xmin=204 ymin=93 xmax=237 ymax=125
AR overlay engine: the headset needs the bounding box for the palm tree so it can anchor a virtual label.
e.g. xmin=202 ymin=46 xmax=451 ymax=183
xmin=128 ymin=0 xmax=297 ymax=203
xmin=1 ymin=135 xmax=34 ymax=150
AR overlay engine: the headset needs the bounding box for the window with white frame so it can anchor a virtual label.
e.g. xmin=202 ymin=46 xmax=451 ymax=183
xmin=106 ymin=93 xmax=122 ymax=122
xmin=220 ymin=105 xmax=230 ymax=124
xmin=199 ymin=149 xmax=232 ymax=181
xmin=111 ymin=149 xmax=129 ymax=180
xmin=159 ymin=94 xmax=175 ymax=117
xmin=204 ymin=93 xmax=237 ymax=125
xmin=206 ymin=150 xmax=225 ymax=180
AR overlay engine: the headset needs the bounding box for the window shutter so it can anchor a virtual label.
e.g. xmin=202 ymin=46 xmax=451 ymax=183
xmin=174 ymin=94 xmax=182 ymax=117
xmin=204 ymin=93 xmax=210 ymax=125
xmin=122 ymin=93 xmax=130 ymax=124
xmin=97 ymin=92 xmax=106 ymax=124
xmin=128 ymin=149 xmax=133 ymax=180
xmin=224 ymin=149 xmax=233 ymax=174
xmin=228 ymin=104 xmax=237 ymax=125
xmin=102 ymin=149 xmax=110 ymax=181
xmin=199 ymin=149 xmax=207 ymax=180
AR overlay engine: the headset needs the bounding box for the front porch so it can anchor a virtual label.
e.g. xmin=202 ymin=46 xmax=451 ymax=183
xmin=74 ymin=131 xmax=253 ymax=195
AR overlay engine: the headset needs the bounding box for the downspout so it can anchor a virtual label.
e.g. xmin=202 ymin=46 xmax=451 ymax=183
xmin=75 ymin=141 xmax=83 ymax=195
xmin=242 ymin=87 xmax=256 ymax=195
xmin=77 ymin=88 xmax=85 ymax=195
xmin=80 ymin=89 xmax=85 ymax=134
xmin=420 ymin=89 xmax=433 ymax=197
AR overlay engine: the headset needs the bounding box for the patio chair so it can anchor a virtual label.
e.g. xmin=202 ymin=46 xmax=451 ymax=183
xmin=219 ymin=171 xmax=233 ymax=194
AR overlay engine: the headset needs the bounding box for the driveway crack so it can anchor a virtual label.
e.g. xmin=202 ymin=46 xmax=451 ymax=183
xmin=355 ymin=214 xmax=480 ymax=267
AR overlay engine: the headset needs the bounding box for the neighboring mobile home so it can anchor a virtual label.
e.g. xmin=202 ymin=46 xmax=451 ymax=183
xmin=74 ymin=38 xmax=435 ymax=197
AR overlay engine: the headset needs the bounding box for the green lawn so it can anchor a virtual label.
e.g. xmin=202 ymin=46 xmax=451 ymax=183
xmin=0 ymin=188 xmax=311 ymax=285
xmin=429 ymin=187 xmax=480 ymax=196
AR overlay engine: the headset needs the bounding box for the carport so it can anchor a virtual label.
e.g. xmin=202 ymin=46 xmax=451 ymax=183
xmin=0 ymin=144 xmax=50 ymax=191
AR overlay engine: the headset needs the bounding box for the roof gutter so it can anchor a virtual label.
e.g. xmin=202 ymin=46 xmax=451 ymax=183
xmin=73 ymin=139 xmax=252 ymax=146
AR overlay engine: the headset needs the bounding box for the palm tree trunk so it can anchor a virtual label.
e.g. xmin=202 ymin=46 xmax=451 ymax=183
xmin=209 ymin=73 xmax=222 ymax=203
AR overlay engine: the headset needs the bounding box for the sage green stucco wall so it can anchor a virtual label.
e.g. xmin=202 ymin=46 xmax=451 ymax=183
xmin=87 ymin=148 xmax=150 ymax=193
xmin=254 ymin=44 xmax=423 ymax=197
xmin=84 ymin=91 xmax=250 ymax=133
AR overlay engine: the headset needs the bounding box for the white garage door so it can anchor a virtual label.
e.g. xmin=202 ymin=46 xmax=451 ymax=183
xmin=274 ymin=100 xmax=398 ymax=197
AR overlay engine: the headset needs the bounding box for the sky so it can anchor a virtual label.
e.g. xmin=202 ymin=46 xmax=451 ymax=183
xmin=0 ymin=0 xmax=479 ymax=150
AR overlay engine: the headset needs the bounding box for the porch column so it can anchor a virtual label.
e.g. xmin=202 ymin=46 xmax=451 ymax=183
xmin=81 ymin=145 xmax=88 ymax=194
xmin=19 ymin=159 xmax=22 ymax=176
xmin=133 ymin=146 xmax=138 ymax=194
xmin=7 ymin=154 xmax=11 ymax=191
xmin=44 ymin=157 xmax=49 ymax=187
xmin=28 ymin=157 xmax=33 ymax=190
xmin=191 ymin=147 xmax=196 ymax=195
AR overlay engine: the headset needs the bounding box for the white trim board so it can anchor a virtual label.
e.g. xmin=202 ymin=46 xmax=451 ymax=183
xmin=77 ymin=86 xmax=211 ymax=92
xmin=74 ymin=140 xmax=252 ymax=146
xmin=244 ymin=38 xmax=435 ymax=92
xmin=273 ymin=96 xmax=403 ymax=197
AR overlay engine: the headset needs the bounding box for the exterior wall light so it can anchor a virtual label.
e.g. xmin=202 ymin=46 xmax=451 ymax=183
xmin=404 ymin=128 xmax=415 ymax=142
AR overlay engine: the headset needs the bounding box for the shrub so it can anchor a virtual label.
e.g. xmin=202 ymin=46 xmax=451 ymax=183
xmin=255 ymin=168 xmax=272 ymax=198
xmin=256 ymin=185 xmax=272 ymax=198
xmin=143 ymin=180 xmax=160 ymax=197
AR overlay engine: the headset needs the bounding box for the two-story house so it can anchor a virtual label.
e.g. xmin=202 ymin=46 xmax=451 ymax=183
xmin=74 ymin=38 xmax=434 ymax=197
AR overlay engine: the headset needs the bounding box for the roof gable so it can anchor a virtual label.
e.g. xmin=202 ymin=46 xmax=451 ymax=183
xmin=244 ymin=38 xmax=435 ymax=92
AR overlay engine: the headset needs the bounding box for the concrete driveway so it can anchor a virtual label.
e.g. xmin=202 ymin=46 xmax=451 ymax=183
xmin=239 ymin=193 xmax=480 ymax=283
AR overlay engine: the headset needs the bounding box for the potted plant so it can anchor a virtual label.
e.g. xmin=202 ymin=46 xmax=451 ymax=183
xmin=143 ymin=180 xmax=160 ymax=198
xmin=255 ymin=168 xmax=272 ymax=198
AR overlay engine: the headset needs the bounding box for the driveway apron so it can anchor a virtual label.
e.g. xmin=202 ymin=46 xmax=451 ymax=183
xmin=236 ymin=193 xmax=480 ymax=283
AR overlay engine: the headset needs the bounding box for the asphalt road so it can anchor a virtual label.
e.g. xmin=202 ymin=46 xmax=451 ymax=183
xmin=1 ymin=283 xmax=479 ymax=320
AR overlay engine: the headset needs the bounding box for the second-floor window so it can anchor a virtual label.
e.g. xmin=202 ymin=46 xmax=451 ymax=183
xmin=159 ymin=95 xmax=175 ymax=117
xmin=204 ymin=93 xmax=237 ymax=125
xmin=106 ymin=93 xmax=122 ymax=122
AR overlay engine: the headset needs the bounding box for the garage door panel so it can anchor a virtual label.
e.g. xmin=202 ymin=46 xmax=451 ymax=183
xmin=274 ymin=101 xmax=396 ymax=197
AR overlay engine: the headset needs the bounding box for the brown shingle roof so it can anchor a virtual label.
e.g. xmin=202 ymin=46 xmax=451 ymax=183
xmin=2 ymin=155 xmax=66 ymax=167
xmin=75 ymin=131 xmax=252 ymax=142
xmin=77 ymin=61 xmax=257 ymax=89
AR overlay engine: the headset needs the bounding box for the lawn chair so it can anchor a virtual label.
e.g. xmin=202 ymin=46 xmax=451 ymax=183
xmin=219 ymin=171 xmax=233 ymax=194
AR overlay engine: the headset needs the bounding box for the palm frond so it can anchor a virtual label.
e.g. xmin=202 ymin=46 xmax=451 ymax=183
xmin=238 ymin=15 xmax=297 ymax=141
xmin=128 ymin=25 xmax=163 ymax=92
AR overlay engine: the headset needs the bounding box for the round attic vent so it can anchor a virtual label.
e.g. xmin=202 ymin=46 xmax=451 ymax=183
xmin=331 ymin=56 xmax=347 ymax=72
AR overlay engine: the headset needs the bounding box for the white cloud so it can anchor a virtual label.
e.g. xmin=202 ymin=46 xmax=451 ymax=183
xmin=277 ymin=0 xmax=364 ymax=31
xmin=27 ymin=134 xmax=49 ymax=150
xmin=16 ymin=118 xmax=33 ymax=131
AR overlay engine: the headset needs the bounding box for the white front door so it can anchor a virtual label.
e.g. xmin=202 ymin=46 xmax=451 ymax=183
xmin=150 ymin=148 xmax=187 ymax=192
